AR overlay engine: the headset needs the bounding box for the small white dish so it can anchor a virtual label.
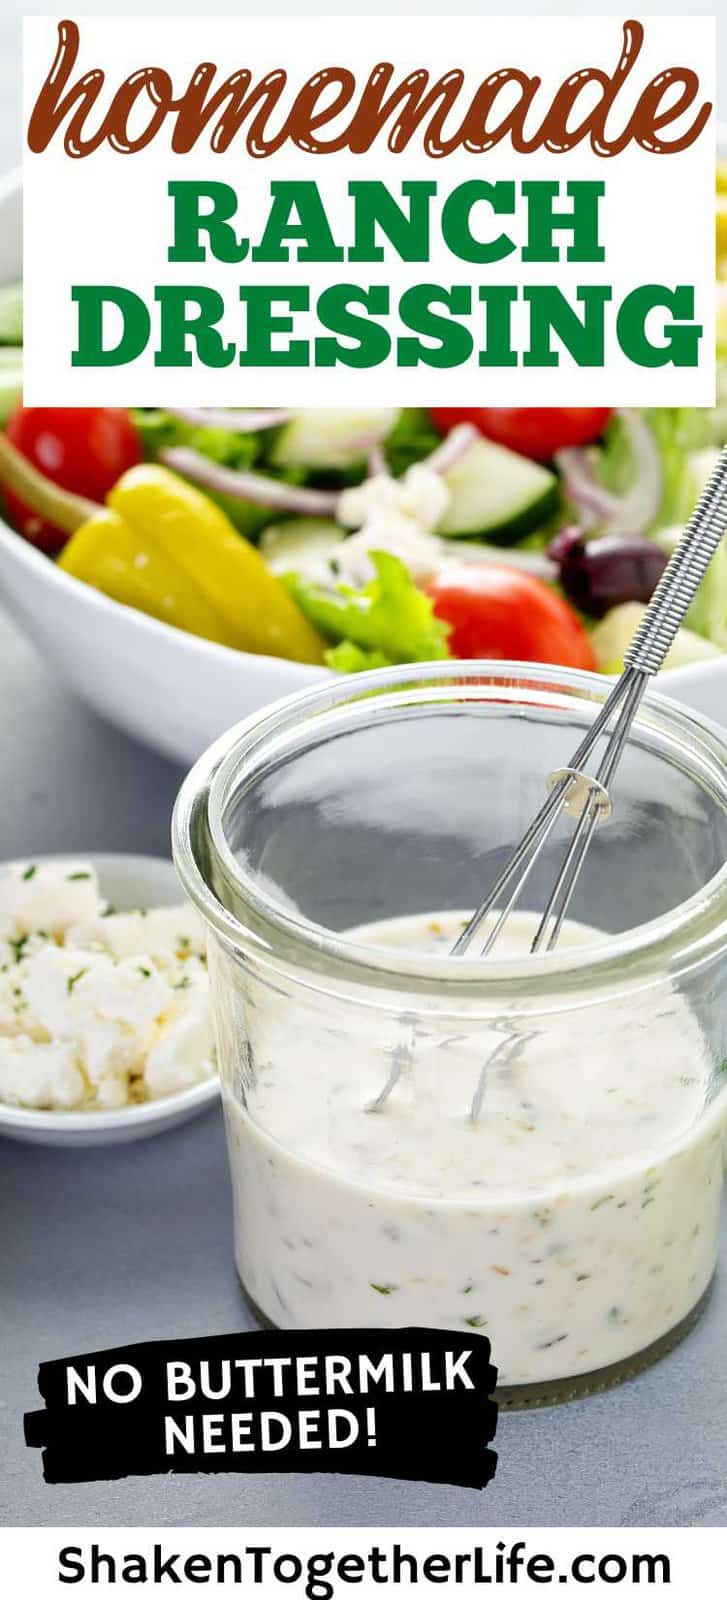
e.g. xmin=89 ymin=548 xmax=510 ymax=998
xmin=0 ymin=851 xmax=220 ymax=1147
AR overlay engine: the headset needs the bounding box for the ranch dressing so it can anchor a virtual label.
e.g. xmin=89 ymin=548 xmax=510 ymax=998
xmin=223 ymin=910 xmax=726 ymax=1389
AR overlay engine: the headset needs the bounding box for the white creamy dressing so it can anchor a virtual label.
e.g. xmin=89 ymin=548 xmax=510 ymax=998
xmin=223 ymin=910 xmax=726 ymax=1387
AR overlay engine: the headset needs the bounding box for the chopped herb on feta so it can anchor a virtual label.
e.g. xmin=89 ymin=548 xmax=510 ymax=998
xmin=0 ymin=861 xmax=215 ymax=1112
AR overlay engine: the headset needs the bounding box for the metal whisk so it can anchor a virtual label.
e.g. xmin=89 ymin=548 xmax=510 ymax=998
xmin=452 ymin=447 xmax=727 ymax=960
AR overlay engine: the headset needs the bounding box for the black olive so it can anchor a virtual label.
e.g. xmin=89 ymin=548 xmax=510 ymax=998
xmin=547 ymin=530 xmax=668 ymax=618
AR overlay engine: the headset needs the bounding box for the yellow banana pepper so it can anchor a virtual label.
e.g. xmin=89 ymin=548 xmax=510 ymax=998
xmin=107 ymin=465 xmax=326 ymax=665
xmin=59 ymin=509 xmax=240 ymax=647
xmin=717 ymin=192 xmax=727 ymax=279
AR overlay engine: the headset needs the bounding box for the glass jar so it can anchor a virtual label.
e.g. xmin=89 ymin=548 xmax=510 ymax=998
xmin=173 ymin=664 xmax=727 ymax=1407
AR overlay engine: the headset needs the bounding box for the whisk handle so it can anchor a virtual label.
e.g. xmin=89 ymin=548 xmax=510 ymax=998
xmin=623 ymin=446 xmax=727 ymax=676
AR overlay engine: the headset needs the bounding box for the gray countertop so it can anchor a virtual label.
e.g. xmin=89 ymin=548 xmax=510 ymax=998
xmin=2 ymin=608 xmax=727 ymax=1528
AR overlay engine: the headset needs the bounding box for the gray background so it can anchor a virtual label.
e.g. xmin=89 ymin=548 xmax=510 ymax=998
xmin=2 ymin=0 xmax=727 ymax=1529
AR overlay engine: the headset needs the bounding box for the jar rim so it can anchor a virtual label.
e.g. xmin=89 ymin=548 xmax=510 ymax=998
xmin=173 ymin=661 xmax=727 ymax=1001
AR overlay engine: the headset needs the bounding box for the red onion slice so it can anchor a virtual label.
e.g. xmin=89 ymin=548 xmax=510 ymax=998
xmin=555 ymin=410 xmax=662 ymax=538
xmin=422 ymin=423 xmax=481 ymax=475
xmin=554 ymin=447 xmax=619 ymax=527
xmin=366 ymin=443 xmax=389 ymax=478
xmin=165 ymin=406 xmax=291 ymax=432
xmin=366 ymin=421 xmax=478 ymax=481
xmin=161 ymin=447 xmax=339 ymax=515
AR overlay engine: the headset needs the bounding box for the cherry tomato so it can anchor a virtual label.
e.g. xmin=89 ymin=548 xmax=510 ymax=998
xmin=4 ymin=407 xmax=141 ymax=552
xmin=427 ymin=564 xmax=596 ymax=670
xmin=430 ymin=407 xmax=612 ymax=463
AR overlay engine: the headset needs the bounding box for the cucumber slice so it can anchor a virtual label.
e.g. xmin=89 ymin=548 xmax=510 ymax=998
xmin=270 ymin=408 xmax=399 ymax=471
xmin=591 ymin=602 xmax=721 ymax=674
xmin=260 ymin=517 xmax=344 ymax=576
xmin=0 ymin=285 xmax=22 ymax=346
xmin=437 ymin=437 xmax=558 ymax=543
xmin=0 ymin=349 xmax=22 ymax=425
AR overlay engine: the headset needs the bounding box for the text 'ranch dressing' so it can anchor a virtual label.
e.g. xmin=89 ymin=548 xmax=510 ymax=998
xmin=222 ymin=911 xmax=726 ymax=1389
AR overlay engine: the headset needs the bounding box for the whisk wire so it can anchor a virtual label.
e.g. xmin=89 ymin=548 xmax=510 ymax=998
xmin=451 ymin=667 xmax=640 ymax=957
xmin=530 ymin=669 xmax=648 ymax=952
xmin=452 ymin=441 xmax=727 ymax=961
xmin=449 ymin=673 xmax=635 ymax=958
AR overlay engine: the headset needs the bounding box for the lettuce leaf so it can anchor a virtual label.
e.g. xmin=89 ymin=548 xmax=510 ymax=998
xmin=285 ymin=550 xmax=450 ymax=672
xmin=325 ymin=642 xmax=392 ymax=672
xmin=133 ymin=409 xmax=261 ymax=470
xmin=644 ymin=410 xmax=716 ymax=528
xmin=0 ymin=283 xmax=22 ymax=346
xmin=643 ymin=392 xmax=727 ymax=529
xmin=687 ymin=535 xmax=727 ymax=650
xmin=382 ymin=408 xmax=441 ymax=477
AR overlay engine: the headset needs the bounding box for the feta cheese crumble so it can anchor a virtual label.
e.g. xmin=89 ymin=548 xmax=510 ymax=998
xmin=332 ymin=466 xmax=451 ymax=587
xmin=0 ymin=861 xmax=215 ymax=1112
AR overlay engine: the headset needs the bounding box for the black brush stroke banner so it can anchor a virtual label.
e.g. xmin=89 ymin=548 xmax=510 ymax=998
xmin=24 ymin=1327 xmax=498 ymax=1491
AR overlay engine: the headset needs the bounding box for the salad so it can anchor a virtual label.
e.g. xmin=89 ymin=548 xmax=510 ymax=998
xmin=1 ymin=176 xmax=727 ymax=679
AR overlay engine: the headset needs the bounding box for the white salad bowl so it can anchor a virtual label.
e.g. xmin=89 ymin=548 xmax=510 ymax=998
xmin=0 ymin=852 xmax=220 ymax=1147
xmin=0 ymin=524 xmax=328 ymax=765
xmin=665 ymin=656 xmax=727 ymax=728
xmin=0 ymin=168 xmax=327 ymax=766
